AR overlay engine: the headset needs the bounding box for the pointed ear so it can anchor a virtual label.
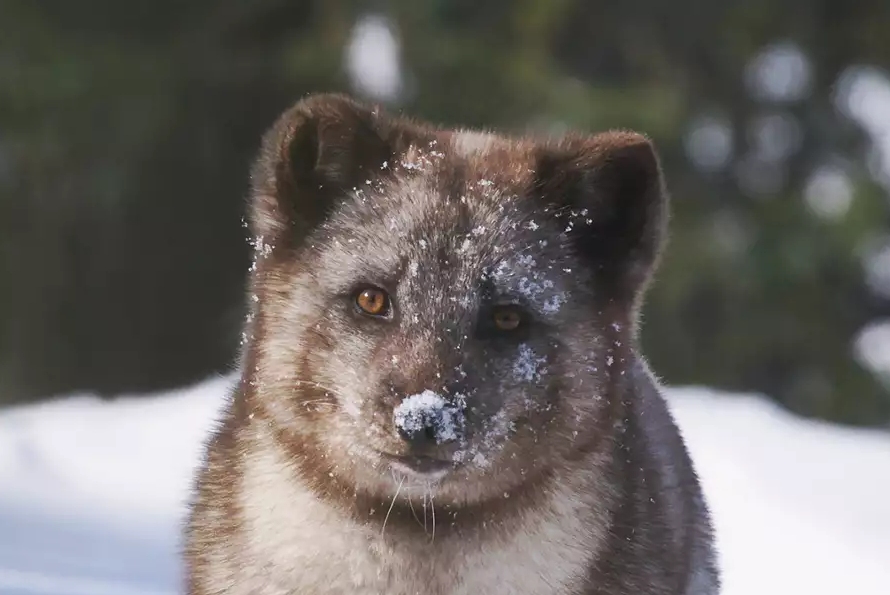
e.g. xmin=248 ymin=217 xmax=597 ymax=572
xmin=248 ymin=93 xmax=418 ymax=248
xmin=534 ymin=131 xmax=669 ymax=304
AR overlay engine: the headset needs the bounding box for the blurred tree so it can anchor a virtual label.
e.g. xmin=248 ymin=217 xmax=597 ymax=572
xmin=1 ymin=0 xmax=889 ymax=428
xmin=533 ymin=0 xmax=890 ymax=425
xmin=0 ymin=0 xmax=340 ymax=400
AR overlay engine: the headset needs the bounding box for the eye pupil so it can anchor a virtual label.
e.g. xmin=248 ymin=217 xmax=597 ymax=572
xmin=493 ymin=307 xmax=523 ymax=331
xmin=356 ymin=288 xmax=390 ymax=316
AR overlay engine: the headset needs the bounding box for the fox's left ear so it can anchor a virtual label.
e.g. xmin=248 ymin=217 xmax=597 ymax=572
xmin=533 ymin=131 xmax=669 ymax=306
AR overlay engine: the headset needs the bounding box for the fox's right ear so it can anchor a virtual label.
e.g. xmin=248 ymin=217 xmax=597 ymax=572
xmin=248 ymin=93 xmax=423 ymax=248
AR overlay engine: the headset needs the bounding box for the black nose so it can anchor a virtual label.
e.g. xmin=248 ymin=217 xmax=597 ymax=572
xmin=397 ymin=420 xmax=440 ymax=446
xmin=393 ymin=393 xmax=463 ymax=446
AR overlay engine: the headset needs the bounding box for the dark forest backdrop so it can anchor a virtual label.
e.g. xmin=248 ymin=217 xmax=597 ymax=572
xmin=3 ymin=0 xmax=890 ymax=428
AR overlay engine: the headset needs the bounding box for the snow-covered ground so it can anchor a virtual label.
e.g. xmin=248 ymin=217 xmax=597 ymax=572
xmin=0 ymin=375 xmax=888 ymax=595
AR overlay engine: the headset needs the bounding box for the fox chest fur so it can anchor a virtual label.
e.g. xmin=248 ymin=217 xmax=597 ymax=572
xmin=207 ymin=422 xmax=611 ymax=595
xmin=184 ymin=93 xmax=720 ymax=595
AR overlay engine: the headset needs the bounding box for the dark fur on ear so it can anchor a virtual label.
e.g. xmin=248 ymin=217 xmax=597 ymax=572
xmin=248 ymin=93 xmax=428 ymax=248
xmin=534 ymin=131 xmax=669 ymax=311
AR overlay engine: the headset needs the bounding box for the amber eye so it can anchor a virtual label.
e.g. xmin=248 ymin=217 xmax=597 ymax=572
xmin=355 ymin=287 xmax=391 ymax=317
xmin=492 ymin=306 xmax=524 ymax=331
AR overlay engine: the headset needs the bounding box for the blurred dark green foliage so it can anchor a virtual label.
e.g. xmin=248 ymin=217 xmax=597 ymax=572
xmin=1 ymin=0 xmax=889 ymax=427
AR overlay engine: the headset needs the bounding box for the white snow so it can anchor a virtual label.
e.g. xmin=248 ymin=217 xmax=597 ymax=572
xmin=393 ymin=390 xmax=463 ymax=443
xmin=1 ymin=375 xmax=889 ymax=595
xmin=490 ymin=255 xmax=567 ymax=316
xmin=512 ymin=344 xmax=546 ymax=382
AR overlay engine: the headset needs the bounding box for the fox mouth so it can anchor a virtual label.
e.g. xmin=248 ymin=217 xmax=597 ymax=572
xmin=381 ymin=453 xmax=456 ymax=478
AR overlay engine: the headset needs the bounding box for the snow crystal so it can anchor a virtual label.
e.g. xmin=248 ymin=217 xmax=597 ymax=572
xmin=517 ymin=275 xmax=555 ymax=301
xmin=393 ymin=391 xmax=464 ymax=443
xmin=247 ymin=234 xmax=273 ymax=273
xmin=513 ymin=344 xmax=546 ymax=383
xmin=516 ymin=254 xmax=536 ymax=268
xmin=452 ymin=408 xmax=514 ymax=468
xmin=490 ymin=254 xmax=567 ymax=315
xmin=542 ymin=294 xmax=564 ymax=315
xmin=492 ymin=260 xmax=511 ymax=280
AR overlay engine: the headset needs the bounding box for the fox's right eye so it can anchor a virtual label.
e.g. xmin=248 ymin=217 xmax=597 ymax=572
xmin=354 ymin=287 xmax=391 ymax=317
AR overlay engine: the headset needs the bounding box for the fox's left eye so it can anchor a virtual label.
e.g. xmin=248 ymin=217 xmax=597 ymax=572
xmin=491 ymin=305 xmax=525 ymax=331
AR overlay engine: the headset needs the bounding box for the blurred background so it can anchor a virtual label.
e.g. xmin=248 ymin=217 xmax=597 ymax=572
xmin=2 ymin=0 xmax=890 ymax=430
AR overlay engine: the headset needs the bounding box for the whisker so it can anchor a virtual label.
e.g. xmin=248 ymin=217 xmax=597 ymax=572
xmin=299 ymin=401 xmax=337 ymax=412
xmin=299 ymin=399 xmax=336 ymax=407
xmin=382 ymin=475 xmax=405 ymax=538
xmin=429 ymin=486 xmax=436 ymax=543
xmin=423 ymin=491 xmax=428 ymax=534
xmin=407 ymin=496 xmax=424 ymax=528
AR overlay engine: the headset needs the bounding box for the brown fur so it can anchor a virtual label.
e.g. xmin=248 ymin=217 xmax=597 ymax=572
xmin=184 ymin=93 xmax=719 ymax=594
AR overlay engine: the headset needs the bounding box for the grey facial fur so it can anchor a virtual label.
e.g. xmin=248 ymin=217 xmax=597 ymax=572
xmin=252 ymin=145 xmax=617 ymax=506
